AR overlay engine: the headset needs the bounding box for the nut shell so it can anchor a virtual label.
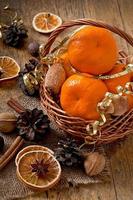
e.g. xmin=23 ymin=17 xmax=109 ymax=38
xmin=0 ymin=112 xmax=17 ymax=133
xmin=45 ymin=63 xmax=66 ymax=94
xmin=84 ymin=152 xmax=106 ymax=176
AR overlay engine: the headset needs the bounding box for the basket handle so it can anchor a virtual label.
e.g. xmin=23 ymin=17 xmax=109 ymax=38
xmin=42 ymin=19 xmax=133 ymax=57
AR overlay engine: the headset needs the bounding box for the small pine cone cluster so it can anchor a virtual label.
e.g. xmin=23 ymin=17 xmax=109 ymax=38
xmin=17 ymin=108 xmax=50 ymax=142
xmin=55 ymin=138 xmax=83 ymax=167
xmin=2 ymin=21 xmax=28 ymax=47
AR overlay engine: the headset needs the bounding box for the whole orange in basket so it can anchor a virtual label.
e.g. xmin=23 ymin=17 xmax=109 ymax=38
xmin=104 ymin=63 xmax=131 ymax=93
xmin=60 ymin=74 xmax=108 ymax=120
xmin=126 ymin=94 xmax=133 ymax=110
xmin=68 ymin=26 xmax=118 ymax=75
xmin=17 ymin=150 xmax=61 ymax=191
xmin=59 ymin=52 xmax=76 ymax=77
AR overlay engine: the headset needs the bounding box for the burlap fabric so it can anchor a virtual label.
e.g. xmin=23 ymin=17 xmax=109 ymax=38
xmin=0 ymin=83 xmax=110 ymax=200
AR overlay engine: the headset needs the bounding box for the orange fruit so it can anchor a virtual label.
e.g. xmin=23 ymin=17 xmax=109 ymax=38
xmin=104 ymin=63 xmax=131 ymax=93
xmin=0 ymin=56 xmax=20 ymax=82
xmin=68 ymin=26 xmax=118 ymax=75
xmin=59 ymin=52 xmax=76 ymax=77
xmin=126 ymin=94 xmax=133 ymax=110
xmin=32 ymin=12 xmax=62 ymax=33
xmin=15 ymin=145 xmax=54 ymax=166
xmin=17 ymin=150 xmax=61 ymax=191
xmin=60 ymin=74 xmax=108 ymax=120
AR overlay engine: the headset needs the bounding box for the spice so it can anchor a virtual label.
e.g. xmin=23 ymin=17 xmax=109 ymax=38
xmin=0 ymin=136 xmax=24 ymax=170
xmin=0 ymin=99 xmax=25 ymax=170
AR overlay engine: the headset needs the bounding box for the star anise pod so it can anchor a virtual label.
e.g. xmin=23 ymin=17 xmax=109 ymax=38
xmin=31 ymin=159 xmax=49 ymax=178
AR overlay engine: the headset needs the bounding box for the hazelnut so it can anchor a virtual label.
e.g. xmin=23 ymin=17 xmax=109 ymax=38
xmin=84 ymin=152 xmax=106 ymax=176
xmin=28 ymin=41 xmax=39 ymax=57
xmin=0 ymin=112 xmax=17 ymax=133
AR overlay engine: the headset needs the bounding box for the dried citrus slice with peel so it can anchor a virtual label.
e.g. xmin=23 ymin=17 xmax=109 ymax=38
xmin=0 ymin=56 xmax=20 ymax=82
xmin=32 ymin=12 xmax=62 ymax=33
xmin=17 ymin=150 xmax=61 ymax=191
xmin=15 ymin=145 xmax=54 ymax=166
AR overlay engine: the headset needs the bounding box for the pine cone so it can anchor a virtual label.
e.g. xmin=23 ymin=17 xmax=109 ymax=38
xmin=55 ymin=138 xmax=83 ymax=167
xmin=17 ymin=108 xmax=50 ymax=141
xmin=2 ymin=21 xmax=28 ymax=47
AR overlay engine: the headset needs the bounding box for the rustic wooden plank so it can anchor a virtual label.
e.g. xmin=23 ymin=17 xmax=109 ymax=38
xmin=82 ymin=1 xmax=129 ymax=200
xmin=108 ymin=1 xmax=133 ymax=200
xmin=116 ymin=0 xmax=133 ymax=54
xmin=83 ymin=1 xmax=133 ymax=200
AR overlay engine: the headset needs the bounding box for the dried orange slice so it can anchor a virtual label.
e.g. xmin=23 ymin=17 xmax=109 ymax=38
xmin=16 ymin=150 xmax=61 ymax=191
xmin=0 ymin=56 xmax=20 ymax=82
xmin=32 ymin=12 xmax=62 ymax=33
xmin=15 ymin=145 xmax=54 ymax=166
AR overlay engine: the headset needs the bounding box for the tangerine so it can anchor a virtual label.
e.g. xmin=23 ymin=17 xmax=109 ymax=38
xmin=126 ymin=94 xmax=133 ymax=110
xmin=59 ymin=52 xmax=76 ymax=77
xmin=104 ymin=63 xmax=131 ymax=93
xmin=68 ymin=26 xmax=118 ymax=75
xmin=60 ymin=74 xmax=108 ymax=120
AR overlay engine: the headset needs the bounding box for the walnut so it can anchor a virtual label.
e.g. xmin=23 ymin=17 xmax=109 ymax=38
xmin=105 ymin=95 xmax=128 ymax=116
xmin=0 ymin=112 xmax=17 ymax=133
xmin=84 ymin=152 xmax=106 ymax=176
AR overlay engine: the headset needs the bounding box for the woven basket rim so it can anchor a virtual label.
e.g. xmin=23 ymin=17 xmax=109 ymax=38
xmin=40 ymin=19 xmax=133 ymax=145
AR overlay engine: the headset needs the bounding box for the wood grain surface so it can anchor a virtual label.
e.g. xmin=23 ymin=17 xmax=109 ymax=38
xmin=0 ymin=0 xmax=133 ymax=200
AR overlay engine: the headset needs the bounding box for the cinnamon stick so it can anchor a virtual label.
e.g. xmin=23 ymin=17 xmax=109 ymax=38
xmin=7 ymin=98 xmax=25 ymax=113
xmin=0 ymin=99 xmax=26 ymax=170
xmin=0 ymin=137 xmax=24 ymax=170
xmin=0 ymin=136 xmax=23 ymax=164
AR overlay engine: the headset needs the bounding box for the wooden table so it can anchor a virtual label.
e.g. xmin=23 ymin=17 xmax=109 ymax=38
xmin=0 ymin=0 xmax=133 ymax=199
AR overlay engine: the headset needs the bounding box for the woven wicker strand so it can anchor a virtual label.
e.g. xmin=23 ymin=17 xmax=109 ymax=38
xmin=40 ymin=19 xmax=133 ymax=145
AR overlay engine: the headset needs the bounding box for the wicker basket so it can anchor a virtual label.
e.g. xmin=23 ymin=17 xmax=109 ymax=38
xmin=40 ymin=19 xmax=133 ymax=145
